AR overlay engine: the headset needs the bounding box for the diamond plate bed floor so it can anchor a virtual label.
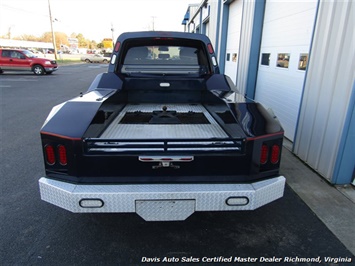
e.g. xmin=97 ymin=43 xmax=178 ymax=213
xmin=99 ymin=104 xmax=229 ymax=139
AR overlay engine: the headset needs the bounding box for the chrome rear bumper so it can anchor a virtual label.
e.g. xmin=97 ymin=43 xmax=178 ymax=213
xmin=39 ymin=176 xmax=285 ymax=221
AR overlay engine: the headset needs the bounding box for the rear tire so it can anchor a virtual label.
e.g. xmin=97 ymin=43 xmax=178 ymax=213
xmin=33 ymin=65 xmax=45 ymax=75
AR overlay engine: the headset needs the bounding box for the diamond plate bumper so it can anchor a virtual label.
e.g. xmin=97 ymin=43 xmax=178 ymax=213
xmin=39 ymin=176 xmax=285 ymax=221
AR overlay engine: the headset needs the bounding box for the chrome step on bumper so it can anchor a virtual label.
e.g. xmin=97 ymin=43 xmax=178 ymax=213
xmin=39 ymin=176 xmax=286 ymax=221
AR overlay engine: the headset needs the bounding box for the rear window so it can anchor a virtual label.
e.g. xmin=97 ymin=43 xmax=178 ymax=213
xmin=1 ymin=50 xmax=12 ymax=58
xmin=120 ymin=39 xmax=210 ymax=76
xmin=124 ymin=46 xmax=198 ymax=65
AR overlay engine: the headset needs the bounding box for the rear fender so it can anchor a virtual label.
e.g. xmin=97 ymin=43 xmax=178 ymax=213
xmin=87 ymin=72 xmax=123 ymax=92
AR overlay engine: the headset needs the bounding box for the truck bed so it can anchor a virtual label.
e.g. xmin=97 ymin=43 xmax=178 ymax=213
xmin=99 ymin=103 xmax=229 ymax=139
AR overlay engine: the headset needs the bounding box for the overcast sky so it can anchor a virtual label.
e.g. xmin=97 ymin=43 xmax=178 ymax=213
xmin=0 ymin=0 xmax=199 ymax=42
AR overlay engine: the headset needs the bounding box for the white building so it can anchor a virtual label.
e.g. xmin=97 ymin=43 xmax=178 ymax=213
xmin=0 ymin=39 xmax=53 ymax=50
xmin=182 ymin=0 xmax=354 ymax=185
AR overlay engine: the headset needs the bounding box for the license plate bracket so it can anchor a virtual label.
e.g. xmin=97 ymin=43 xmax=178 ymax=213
xmin=135 ymin=200 xmax=195 ymax=221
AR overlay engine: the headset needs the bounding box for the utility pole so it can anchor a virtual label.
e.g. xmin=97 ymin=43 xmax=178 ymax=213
xmin=111 ymin=23 xmax=115 ymax=47
xmin=151 ymin=16 xmax=156 ymax=31
xmin=48 ymin=0 xmax=58 ymax=60
xmin=7 ymin=26 xmax=12 ymax=39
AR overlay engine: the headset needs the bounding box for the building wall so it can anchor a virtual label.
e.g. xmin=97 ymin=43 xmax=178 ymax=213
xmin=293 ymin=0 xmax=355 ymax=184
xmin=186 ymin=1 xmax=219 ymax=52
xmin=236 ymin=0 xmax=257 ymax=96
xmin=205 ymin=0 xmax=219 ymax=50
xmin=184 ymin=0 xmax=355 ymax=184
xmin=0 ymin=39 xmax=53 ymax=49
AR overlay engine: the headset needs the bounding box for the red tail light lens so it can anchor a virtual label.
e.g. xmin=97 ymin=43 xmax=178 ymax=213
xmin=207 ymin=43 xmax=214 ymax=54
xmin=271 ymin=145 xmax=280 ymax=164
xmin=45 ymin=145 xmax=55 ymax=165
xmin=260 ymin=144 xmax=268 ymax=164
xmin=114 ymin=41 xmax=120 ymax=52
xmin=58 ymin=145 xmax=67 ymax=165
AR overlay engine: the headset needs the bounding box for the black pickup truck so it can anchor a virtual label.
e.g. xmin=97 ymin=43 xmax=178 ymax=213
xmin=39 ymin=31 xmax=285 ymax=221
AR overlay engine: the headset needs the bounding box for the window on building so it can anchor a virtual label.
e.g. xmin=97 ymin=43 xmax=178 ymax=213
xmin=232 ymin=53 xmax=237 ymax=62
xmin=226 ymin=53 xmax=230 ymax=61
xmin=277 ymin=53 xmax=290 ymax=68
xmin=298 ymin=53 xmax=308 ymax=70
xmin=261 ymin=53 xmax=270 ymax=66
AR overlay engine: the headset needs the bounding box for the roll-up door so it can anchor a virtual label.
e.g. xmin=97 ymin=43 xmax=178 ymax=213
xmin=224 ymin=0 xmax=243 ymax=85
xmin=254 ymin=0 xmax=317 ymax=141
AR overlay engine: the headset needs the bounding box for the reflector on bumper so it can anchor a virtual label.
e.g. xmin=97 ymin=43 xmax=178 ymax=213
xmin=79 ymin=199 xmax=104 ymax=208
xmin=226 ymin=197 xmax=249 ymax=206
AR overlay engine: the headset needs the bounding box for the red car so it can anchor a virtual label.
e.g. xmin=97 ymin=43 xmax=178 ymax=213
xmin=0 ymin=48 xmax=58 ymax=75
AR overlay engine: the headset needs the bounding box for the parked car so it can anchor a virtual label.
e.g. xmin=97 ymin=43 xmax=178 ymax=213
xmin=0 ymin=48 xmax=58 ymax=75
xmin=80 ymin=54 xmax=110 ymax=63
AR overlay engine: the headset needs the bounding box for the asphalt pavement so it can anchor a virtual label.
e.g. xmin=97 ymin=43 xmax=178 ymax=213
xmin=0 ymin=64 xmax=354 ymax=265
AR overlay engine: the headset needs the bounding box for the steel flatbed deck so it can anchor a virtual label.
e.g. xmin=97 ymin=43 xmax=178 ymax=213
xmin=99 ymin=103 xmax=229 ymax=139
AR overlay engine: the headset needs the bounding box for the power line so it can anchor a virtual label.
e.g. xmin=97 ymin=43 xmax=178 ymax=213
xmin=1 ymin=4 xmax=49 ymax=18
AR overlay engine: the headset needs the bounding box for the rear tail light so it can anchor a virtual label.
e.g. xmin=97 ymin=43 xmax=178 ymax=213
xmin=271 ymin=145 xmax=280 ymax=164
xmin=260 ymin=144 xmax=268 ymax=164
xmin=58 ymin=145 xmax=67 ymax=165
xmin=45 ymin=145 xmax=56 ymax=165
xmin=44 ymin=144 xmax=68 ymax=166
xmin=207 ymin=43 xmax=214 ymax=54
xmin=114 ymin=41 xmax=120 ymax=52
xmin=260 ymin=143 xmax=281 ymax=166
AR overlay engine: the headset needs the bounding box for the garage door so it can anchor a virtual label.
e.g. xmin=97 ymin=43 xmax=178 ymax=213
xmin=224 ymin=0 xmax=243 ymax=85
xmin=254 ymin=0 xmax=317 ymax=141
